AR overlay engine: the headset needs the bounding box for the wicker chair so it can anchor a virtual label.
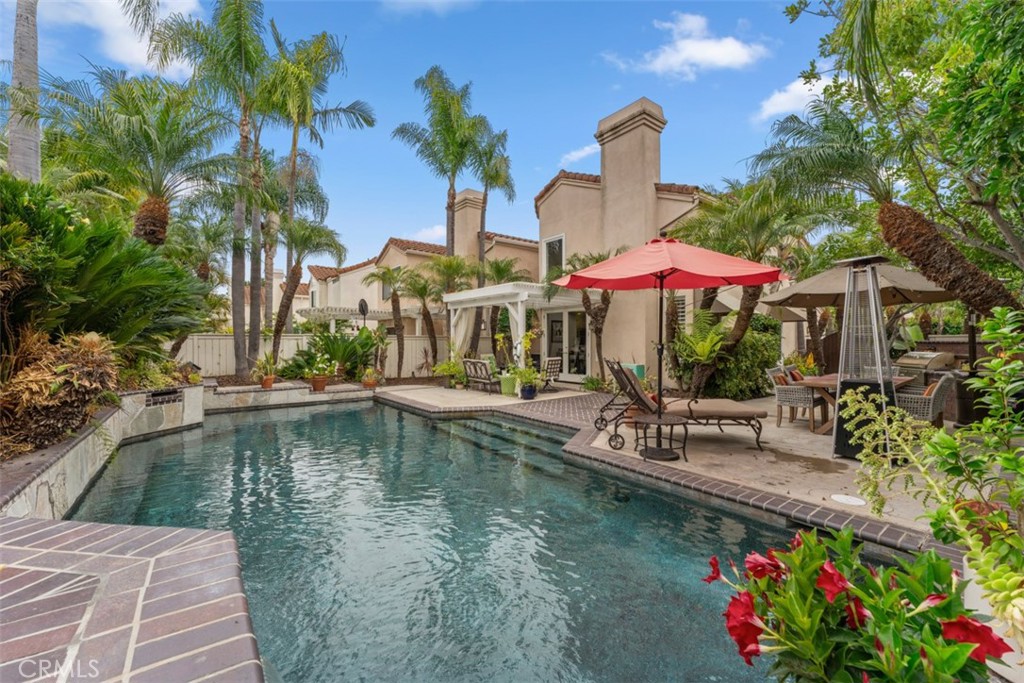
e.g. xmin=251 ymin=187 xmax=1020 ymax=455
xmin=766 ymin=365 xmax=827 ymax=431
xmin=895 ymin=373 xmax=956 ymax=427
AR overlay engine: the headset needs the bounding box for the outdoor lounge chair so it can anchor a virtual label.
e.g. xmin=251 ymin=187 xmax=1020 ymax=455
xmin=540 ymin=357 xmax=562 ymax=392
xmin=895 ymin=372 xmax=955 ymax=427
xmin=766 ymin=365 xmax=827 ymax=431
xmin=463 ymin=359 xmax=500 ymax=394
xmin=611 ymin=363 xmax=768 ymax=455
xmin=594 ymin=359 xmax=642 ymax=444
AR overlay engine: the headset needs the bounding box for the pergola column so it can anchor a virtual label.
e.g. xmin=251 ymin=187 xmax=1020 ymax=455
xmin=506 ymin=295 xmax=528 ymax=367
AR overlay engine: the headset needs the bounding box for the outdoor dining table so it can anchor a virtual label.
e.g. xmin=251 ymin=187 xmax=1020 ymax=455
xmin=793 ymin=373 xmax=916 ymax=435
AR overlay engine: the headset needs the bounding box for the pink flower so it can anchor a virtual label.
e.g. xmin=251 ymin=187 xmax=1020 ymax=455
xmin=919 ymin=593 xmax=948 ymax=610
xmin=941 ymin=615 xmax=1013 ymax=663
xmin=845 ymin=596 xmax=870 ymax=629
xmin=745 ymin=551 xmax=785 ymax=582
xmin=790 ymin=533 xmax=804 ymax=550
xmin=724 ymin=591 xmax=763 ymax=666
xmin=861 ymin=672 xmax=870 ymax=683
xmin=816 ymin=560 xmax=851 ymax=603
xmin=703 ymin=556 xmax=721 ymax=584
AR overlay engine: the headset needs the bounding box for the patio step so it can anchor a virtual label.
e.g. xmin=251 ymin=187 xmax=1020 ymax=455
xmin=438 ymin=419 xmax=566 ymax=477
xmin=471 ymin=416 xmax=570 ymax=449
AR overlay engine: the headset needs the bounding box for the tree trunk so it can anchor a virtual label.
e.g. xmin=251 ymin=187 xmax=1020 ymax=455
xmin=689 ymin=363 xmax=716 ymax=398
xmin=272 ymin=263 xmax=303 ymax=364
xmin=468 ymin=189 xmax=488 ymax=357
xmin=690 ymin=285 xmax=762 ymax=397
xmin=247 ymin=134 xmax=263 ymax=366
xmin=805 ymin=307 xmax=824 ymax=368
xmin=422 ymin=304 xmax=437 ymax=366
xmin=133 ymin=195 xmax=170 ymax=245
xmin=445 ymin=178 xmax=456 ymax=257
xmin=8 ymin=0 xmax=40 ymax=183
xmin=878 ymin=201 xmax=1020 ymax=315
xmin=698 ymin=287 xmax=719 ymax=311
xmin=168 ymin=333 xmax=188 ymax=360
xmin=231 ymin=110 xmax=251 ymax=377
xmin=391 ymin=292 xmax=404 ymax=378
xmin=263 ymin=211 xmax=279 ymax=328
xmin=284 ymin=124 xmax=301 ymax=335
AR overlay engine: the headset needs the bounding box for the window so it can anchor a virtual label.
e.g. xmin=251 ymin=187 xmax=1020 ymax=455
xmin=544 ymin=236 xmax=564 ymax=277
xmin=675 ymin=295 xmax=686 ymax=325
xmin=310 ymin=289 xmax=317 ymax=308
xmin=381 ymin=267 xmax=399 ymax=300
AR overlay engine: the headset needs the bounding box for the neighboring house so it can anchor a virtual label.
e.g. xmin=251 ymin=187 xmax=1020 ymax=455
xmin=243 ymin=270 xmax=309 ymax=328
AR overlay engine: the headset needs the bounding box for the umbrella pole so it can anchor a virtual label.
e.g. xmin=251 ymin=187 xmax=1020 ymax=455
xmin=657 ymin=275 xmax=664 ymax=420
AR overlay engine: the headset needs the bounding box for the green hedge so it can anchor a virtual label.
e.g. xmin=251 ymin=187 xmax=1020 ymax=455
xmin=704 ymin=330 xmax=778 ymax=401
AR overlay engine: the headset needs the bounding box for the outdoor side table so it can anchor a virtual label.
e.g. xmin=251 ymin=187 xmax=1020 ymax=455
xmin=632 ymin=413 xmax=688 ymax=462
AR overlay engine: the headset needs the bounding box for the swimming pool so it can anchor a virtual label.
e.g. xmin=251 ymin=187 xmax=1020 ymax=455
xmin=73 ymin=402 xmax=788 ymax=681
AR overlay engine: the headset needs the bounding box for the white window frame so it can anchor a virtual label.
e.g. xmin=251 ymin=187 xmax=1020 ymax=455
xmin=542 ymin=234 xmax=565 ymax=278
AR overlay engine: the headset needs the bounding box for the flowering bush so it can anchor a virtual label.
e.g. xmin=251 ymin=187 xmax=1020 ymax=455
xmin=705 ymin=528 xmax=1010 ymax=682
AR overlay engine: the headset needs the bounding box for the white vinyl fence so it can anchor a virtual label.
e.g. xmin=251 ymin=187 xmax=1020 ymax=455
xmin=173 ymin=333 xmax=489 ymax=378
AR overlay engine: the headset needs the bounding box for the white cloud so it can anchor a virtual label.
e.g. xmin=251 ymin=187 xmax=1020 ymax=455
xmin=37 ymin=0 xmax=201 ymax=79
xmin=604 ymin=12 xmax=769 ymax=80
xmin=559 ymin=143 xmax=600 ymax=167
xmin=753 ymin=77 xmax=827 ymax=122
xmin=409 ymin=224 xmax=445 ymax=243
xmin=379 ymin=0 xmax=476 ymax=16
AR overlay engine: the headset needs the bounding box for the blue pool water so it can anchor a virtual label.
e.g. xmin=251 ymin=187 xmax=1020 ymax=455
xmin=73 ymin=403 xmax=788 ymax=682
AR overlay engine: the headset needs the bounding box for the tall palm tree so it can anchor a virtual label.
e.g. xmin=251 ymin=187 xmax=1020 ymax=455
xmin=393 ymin=66 xmax=487 ymax=256
xmin=422 ymin=254 xmax=474 ymax=345
xmin=152 ymin=0 xmax=270 ymax=376
xmin=403 ymin=272 xmax=441 ymax=367
xmin=751 ymin=100 xmax=1019 ymax=316
xmin=269 ymin=20 xmax=375 ymax=332
xmin=8 ymin=0 xmax=159 ymax=182
xmin=272 ymin=218 xmax=345 ymax=363
xmin=544 ymin=251 xmax=625 ymax=382
xmin=45 ymin=67 xmax=233 ymax=246
xmin=362 ymin=266 xmax=410 ymax=378
xmin=466 ymin=125 xmax=515 ymax=356
xmin=483 ymin=257 xmax=531 ymax=362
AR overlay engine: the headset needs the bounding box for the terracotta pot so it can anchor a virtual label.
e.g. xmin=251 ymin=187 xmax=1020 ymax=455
xmin=362 ymin=379 xmax=378 ymax=390
xmin=260 ymin=376 xmax=275 ymax=390
xmin=309 ymin=376 xmax=329 ymax=392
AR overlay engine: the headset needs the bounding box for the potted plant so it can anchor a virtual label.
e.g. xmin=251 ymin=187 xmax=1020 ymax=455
xmin=251 ymin=352 xmax=277 ymax=389
xmin=512 ymin=365 xmax=541 ymax=400
xmin=306 ymin=354 xmax=333 ymax=392
xmin=362 ymin=367 xmax=380 ymax=389
xmin=432 ymin=359 xmax=466 ymax=389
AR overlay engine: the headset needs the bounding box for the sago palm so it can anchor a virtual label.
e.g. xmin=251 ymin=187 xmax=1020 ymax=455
xmin=403 ymin=272 xmax=441 ymax=367
xmin=362 ymin=266 xmax=410 ymax=378
xmin=393 ymin=66 xmax=487 ymax=256
xmin=45 ymin=67 xmax=233 ymax=245
xmin=751 ymin=100 xmax=1019 ymax=315
xmin=466 ymin=124 xmax=515 ymax=356
xmin=272 ymin=218 xmax=346 ymax=363
xmin=484 ymin=257 xmax=531 ymax=361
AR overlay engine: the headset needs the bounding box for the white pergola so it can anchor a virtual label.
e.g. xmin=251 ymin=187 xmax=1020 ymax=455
xmin=295 ymin=305 xmax=436 ymax=334
xmin=443 ymin=282 xmax=597 ymax=367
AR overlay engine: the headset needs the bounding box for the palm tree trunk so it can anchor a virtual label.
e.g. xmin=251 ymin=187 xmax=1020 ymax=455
xmin=169 ymin=333 xmax=189 ymax=360
xmin=133 ymin=195 xmax=170 ymax=245
xmin=284 ymin=123 xmax=300 ymax=334
xmin=247 ymin=134 xmax=263 ymax=366
xmin=391 ymin=292 xmax=404 ymax=377
xmin=422 ymin=304 xmax=437 ymax=366
xmin=8 ymin=0 xmax=40 ymax=183
xmin=878 ymin=202 xmax=1019 ymax=315
xmin=272 ymin=263 xmax=303 ymax=364
xmin=691 ymin=285 xmax=762 ymax=397
xmin=698 ymin=287 xmax=719 ymax=311
xmin=805 ymin=307 xmax=824 ymax=368
xmin=445 ymin=178 xmax=456 ymax=257
xmin=263 ymin=211 xmax=279 ymax=329
xmin=231 ymin=110 xmax=251 ymax=377
xmin=468 ymin=189 xmax=488 ymax=357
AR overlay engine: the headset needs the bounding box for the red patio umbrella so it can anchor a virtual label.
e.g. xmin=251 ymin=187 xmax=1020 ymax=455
xmin=553 ymin=237 xmax=783 ymax=423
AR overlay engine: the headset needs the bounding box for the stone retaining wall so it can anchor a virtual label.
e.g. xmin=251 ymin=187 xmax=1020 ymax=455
xmin=204 ymin=381 xmax=372 ymax=414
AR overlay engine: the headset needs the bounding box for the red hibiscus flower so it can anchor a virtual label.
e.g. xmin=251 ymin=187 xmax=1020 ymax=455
xmin=703 ymin=556 xmax=721 ymax=584
xmin=816 ymin=560 xmax=851 ymax=603
xmin=724 ymin=591 xmax=763 ymax=666
xmin=845 ymin=596 xmax=870 ymax=629
xmin=790 ymin=533 xmax=803 ymax=549
xmin=940 ymin=615 xmax=1013 ymax=663
xmin=745 ymin=551 xmax=785 ymax=582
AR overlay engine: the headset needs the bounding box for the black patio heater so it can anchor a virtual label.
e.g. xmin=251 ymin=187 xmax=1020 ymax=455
xmin=833 ymin=255 xmax=895 ymax=459
xmin=358 ymin=299 xmax=368 ymax=328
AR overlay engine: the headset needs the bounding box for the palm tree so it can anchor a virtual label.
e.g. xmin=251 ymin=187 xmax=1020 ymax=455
xmin=466 ymin=125 xmax=515 ymax=356
xmin=393 ymin=66 xmax=487 ymax=256
xmin=272 ymin=218 xmax=345 ymax=363
xmin=362 ymin=266 xmax=410 ymax=378
xmin=45 ymin=67 xmax=233 ymax=246
xmin=269 ymin=21 xmax=375 ymax=332
xmin=483 ymin=257 xmax=531 ymax=362
xmin=403 ymin=272 xmax=441 ymax=367
xmin=544 ymin=251 xmax=625 ymax=382
xmin=422 ymin=254 xmax=474 ymax=344
xmin=751 ymin=100 xmax=1019 ymax=316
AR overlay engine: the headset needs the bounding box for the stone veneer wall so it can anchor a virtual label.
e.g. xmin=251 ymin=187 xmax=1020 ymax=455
xmin=203 ymin=381 xmax=371 ymax=414
xmin=0 ymin=386 xmax=204 ymax=520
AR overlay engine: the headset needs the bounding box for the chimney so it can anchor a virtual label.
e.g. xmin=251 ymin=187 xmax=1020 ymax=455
xmin=453 ymin=189 xmax=484 ymax=260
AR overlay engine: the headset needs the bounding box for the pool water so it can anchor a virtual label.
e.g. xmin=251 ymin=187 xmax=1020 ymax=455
xmin=73 ymin=403 xmax=788 ymax=682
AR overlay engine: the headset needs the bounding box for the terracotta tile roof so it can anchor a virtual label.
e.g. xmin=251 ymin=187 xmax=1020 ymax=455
xmin=378 ymin=237 xmax=447 ymax=260
xmin=655 ymin=182 xmax=701 ymax=195
xmin=485 ymin=231 xmax=538 ymax=245
xmin=308 ymin=264 xmax=343 ymax=281
xmin=336 ymin=257 xmax=377 ymax=275
xmin=279 ymin=282 xmax=310 ymax=296
xmin=533 ymin=171 xmax=601 ymax=216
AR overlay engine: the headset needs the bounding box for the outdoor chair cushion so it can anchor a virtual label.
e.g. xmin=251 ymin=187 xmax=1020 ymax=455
xmin=790 ymin=369 xmax=805 ymax=382
xmin=922 ymin=381 xmax=939 ymax=397
xmin=773 ymin=373 xmax=789 ymax=386
xmin=667 ymin=398 xmax=769 ymax=420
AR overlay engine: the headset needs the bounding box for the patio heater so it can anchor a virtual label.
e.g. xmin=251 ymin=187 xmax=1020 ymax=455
xmin=833 ymin=255 xmax=895 ymax=459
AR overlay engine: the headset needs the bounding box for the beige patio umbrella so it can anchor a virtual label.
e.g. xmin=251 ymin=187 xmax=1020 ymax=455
xmin=760 ymin=264 xmax=954 ymax=308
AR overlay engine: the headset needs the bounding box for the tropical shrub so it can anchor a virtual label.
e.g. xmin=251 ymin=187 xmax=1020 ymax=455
xmin=701 ymin=331 xmax=778 ymax=401
xmin=581 ymin=375 xmax=607 ymax=392
xmin=704 ymin=528 xmax=1010 ymax=682
xmin=841 ymin=307 xmax=1024 ymax=654
xmin=278 ymin=329 xmax=377 ymax=381
xmin=0 ymin=175 xmax=207 ymax=376
xmin=0 ymin=332 xmax=119 ymax=457
xmin=750 ymin=313 xmax=782 ymax=336
xmin=117 ymin=358 xmax=196 ymax=391
xmin=432 ymin=359 xmax=466 ymax=386
xmin=784 ymin=351 xmax=820 ymax=377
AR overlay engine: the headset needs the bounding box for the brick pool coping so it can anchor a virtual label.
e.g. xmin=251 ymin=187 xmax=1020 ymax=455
xmin=0 ymin=516 xmax=263 ymax=682
xmin=374 ymin=390 xmax=962 ymax=563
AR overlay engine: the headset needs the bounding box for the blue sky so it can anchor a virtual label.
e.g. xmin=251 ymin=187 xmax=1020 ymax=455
xmin=2 ymin=0 xmax=829 ymax=265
